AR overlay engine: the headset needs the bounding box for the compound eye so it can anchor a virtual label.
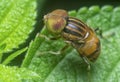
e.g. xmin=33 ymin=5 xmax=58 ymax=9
xmin=44 ymin=9 xmax=68 ymax=34
xmin=44 ymin=14 xmax=66 ymax=34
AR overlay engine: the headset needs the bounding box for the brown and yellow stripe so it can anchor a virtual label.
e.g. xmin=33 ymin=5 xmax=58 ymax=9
xmin=63 ymin=17 xmax=88 ymax=38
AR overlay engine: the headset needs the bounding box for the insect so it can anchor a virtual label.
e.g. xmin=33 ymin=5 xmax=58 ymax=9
xmin=43 ymin=9 xmax=101 ymax=70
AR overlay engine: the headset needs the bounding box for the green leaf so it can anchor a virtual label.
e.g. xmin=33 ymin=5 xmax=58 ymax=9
xmin=0 ymin=64 xmax=40 ymax=82
xmin=0 ymin=0 xmax=36 ymax=53
xmin=25 ymin=5 xmax=120 ymax=82
xmin=2 ymin=47 xmax=28 ymax=65
xmin=21 ymin=27 xmax=48 ymax=68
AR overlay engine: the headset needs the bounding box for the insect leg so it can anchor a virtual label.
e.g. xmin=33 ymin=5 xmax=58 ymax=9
xmin=82 ymin=56 xmax=91 ymax=71
xmin=95 ymin=28 xmax=115 ymax=40
xmin=39 ymin=34 xmax=61 ymax=41
xmin=48 ymin=44 xmax=69 ymax=55
xmin=39 ymin=34 xmax=69 ymax=55
xmin=82 ymin=56 xmax=91 ymax=82
xmin=94 ymin=28 xmax=103 ymax=38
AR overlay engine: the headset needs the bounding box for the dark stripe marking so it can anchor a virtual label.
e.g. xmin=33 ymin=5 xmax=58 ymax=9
xmin=68 ymin=17 xmax=87 ymax=29
xmin=68 ymin=22 xmax=84 ymax=33
xmin=67 ymin=23 xmax=84 ymax=36
xmin=63 ymin=26 xmax=82 ymax=37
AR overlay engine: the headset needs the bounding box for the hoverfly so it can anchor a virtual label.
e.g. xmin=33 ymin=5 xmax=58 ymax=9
xmin=43 ymin=9 xmax=101 ymax=69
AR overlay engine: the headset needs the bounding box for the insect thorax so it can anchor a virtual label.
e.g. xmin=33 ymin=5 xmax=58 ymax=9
xmin=61 ymin=17 xmax=89 ymax=41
